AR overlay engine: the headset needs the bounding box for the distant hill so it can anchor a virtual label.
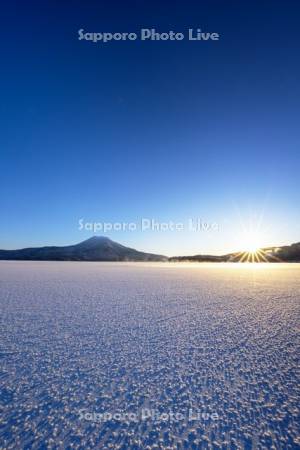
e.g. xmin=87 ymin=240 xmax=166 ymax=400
xmin=169 ymin=242 xmax=300 ymax=263
xmin=0 ymin=237 xmax=167 ymax=262
xmin=0 ymin=238 xmax=299 ymax=263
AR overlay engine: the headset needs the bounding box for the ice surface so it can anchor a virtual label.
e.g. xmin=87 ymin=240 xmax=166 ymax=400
xmin=0 ymin=262 xmax=299 ymax=449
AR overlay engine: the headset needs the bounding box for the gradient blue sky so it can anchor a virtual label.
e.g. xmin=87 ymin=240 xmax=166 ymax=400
xmin=1 ymin=1 xmax=299 ymax=256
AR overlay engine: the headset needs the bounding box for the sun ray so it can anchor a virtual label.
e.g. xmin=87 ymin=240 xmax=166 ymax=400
xmin=235 ymin=245 xmax=282 ymax=263
xmin=256 ymin=249 xmax=268 ymax=262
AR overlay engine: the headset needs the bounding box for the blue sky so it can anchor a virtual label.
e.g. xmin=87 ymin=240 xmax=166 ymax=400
xmin=1 ymin=1 xmax=299 ymax=255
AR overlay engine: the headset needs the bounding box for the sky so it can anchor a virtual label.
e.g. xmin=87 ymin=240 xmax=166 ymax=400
xmin=1 ymin=0 xmax=299 ymax=256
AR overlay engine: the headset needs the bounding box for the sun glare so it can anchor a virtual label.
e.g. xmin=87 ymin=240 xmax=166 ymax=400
xmin=230 ymin=211 xmax=282 ymax=263
xmin=242 ymin=231 xmax=261 ymax=254
xmin=234 ymin=229 xmax=271 ymax=263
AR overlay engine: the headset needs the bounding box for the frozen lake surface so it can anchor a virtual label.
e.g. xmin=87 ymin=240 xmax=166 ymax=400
xmin=0 ymin=262 xmax=299 ymax=449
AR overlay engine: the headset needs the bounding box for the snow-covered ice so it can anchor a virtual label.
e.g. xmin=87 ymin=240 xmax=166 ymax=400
xmin=0 ymin=261 xmax=299 ymax=449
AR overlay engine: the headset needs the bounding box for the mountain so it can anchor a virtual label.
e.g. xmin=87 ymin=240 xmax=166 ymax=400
xmin=1 ymin=238 xmax=299 ymax=263
xmin=169 ymin=242 xmax=300 ymax=263
xmin=259 ymin=242 xmax=300 ymax=262
xmin=0 ymin=237 xmax=167 ymax=262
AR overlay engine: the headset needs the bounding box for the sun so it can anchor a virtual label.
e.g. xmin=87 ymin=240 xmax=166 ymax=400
xmin=234 ymin=229 xmax=268 ymax=262
xmin=242 ymin=231 xmax=261 ymax=254
xmin=232 ymin=211 xmax=281 ymax=263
